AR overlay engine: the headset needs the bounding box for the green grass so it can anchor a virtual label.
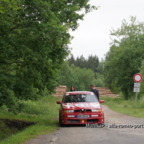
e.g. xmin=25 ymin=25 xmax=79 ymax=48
xmin=0 ymin=95 xmax=62 ymax=144
xmin=102 ymin=96 xmax=144 ymax=118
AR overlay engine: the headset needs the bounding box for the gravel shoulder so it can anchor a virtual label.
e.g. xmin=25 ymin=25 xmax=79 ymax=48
xmin=102 ymin=105 xmax=144 ymax=136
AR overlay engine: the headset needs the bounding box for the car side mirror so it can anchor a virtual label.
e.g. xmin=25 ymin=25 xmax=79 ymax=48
xmin=56 ymin=101 xmax=62 ymax=104
xmin=100 ymin=100 xmax=105 ymax=103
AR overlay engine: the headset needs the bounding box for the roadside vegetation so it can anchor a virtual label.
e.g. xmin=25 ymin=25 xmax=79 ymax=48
xmin=103 ymin=17 xmax=144 ymax=117
xmin=0 ymin=95 xmax=61 ymax=144
xmin=104 ymin=17 xmax=144 ymax=100
xmin=102 ymin=96 xmax=144 ymax=118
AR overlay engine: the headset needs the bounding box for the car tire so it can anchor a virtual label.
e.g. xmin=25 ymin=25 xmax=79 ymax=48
xmin=59 ymin=115 xmax=64 ymax=127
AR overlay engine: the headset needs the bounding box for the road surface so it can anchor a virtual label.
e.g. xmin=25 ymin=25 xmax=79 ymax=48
xmin=23 ymin=105 xmax=144 ymax=144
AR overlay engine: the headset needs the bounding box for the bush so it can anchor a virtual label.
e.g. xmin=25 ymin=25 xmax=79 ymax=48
xmin=18 ymin=100 xmax=49 ymax=115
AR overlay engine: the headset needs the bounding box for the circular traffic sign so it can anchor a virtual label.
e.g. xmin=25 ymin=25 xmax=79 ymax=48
xmin=133 ymin=74 xmax=143 ymax=82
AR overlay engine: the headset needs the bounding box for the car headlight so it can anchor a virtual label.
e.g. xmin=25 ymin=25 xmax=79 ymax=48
xmin=67 ymin=115 xmax=75 ymax=118
xmin=64 ymin=110 xmax=74 ymax=113
xmin=92 ymin=109 xmax=101 ymax=112
xmin=91 ymin=115 xmax=98 ymax=117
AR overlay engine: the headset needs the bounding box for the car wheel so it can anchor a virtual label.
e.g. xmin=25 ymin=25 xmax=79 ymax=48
xmin=59 ymin=114 xmax=64 ymax=127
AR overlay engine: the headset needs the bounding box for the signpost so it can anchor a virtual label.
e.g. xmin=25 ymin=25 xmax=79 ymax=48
xmin=133 ymin=74 xmax=143 ymax=112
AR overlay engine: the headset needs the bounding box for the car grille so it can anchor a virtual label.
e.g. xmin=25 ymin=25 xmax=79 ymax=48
xmin=87 ymin=119 xmax=99 ymax=123
xmin=68 ymin=120 xmax=80 ymax=123
xmin=74 ymin=109 xmax=91 ymax=112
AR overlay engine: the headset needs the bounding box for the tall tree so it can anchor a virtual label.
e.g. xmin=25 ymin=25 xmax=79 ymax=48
xmin=104 ymin=17 xmax=144 ymax=99
xmin=68 ymin=54 xmax=99 ymax=72
xmin=0 ymin=0 xmax=96 ymax=109
xmin=87 ymin=55 xmax=99 ymax=72
xmin=139 ymin=60 xmax=144 ymax=96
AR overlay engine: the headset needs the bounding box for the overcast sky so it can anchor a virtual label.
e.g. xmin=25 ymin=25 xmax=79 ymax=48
xmin=69 ymin=0 xmax=144 ymax=60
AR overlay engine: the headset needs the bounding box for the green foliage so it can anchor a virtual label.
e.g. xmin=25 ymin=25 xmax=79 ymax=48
xmin=18 ymin=100 xmax=49 ymax=115
xmin=102 ymin=96 xmax=144 ymax=118
xmin=57 ymin=61 xmax=104 ymax=91
xmin=104 ymin=17 xmax=144 ymax=99
xmin=0 ymin=0 xmax=96 ymax=110
xmin=66 ymin=55 xmax=105 ymax=89
xmin=139 ymin=60 xmax=144 ymax=97
xmin=87 ymin=55 xmax=99 ymax=72
xmin=95 ymin=73 xmax=105 ymax=87
xmin=68 ymin=54 xmax=100 ymax=72
xmin=0 ymin=0 xmax=20 ymax=14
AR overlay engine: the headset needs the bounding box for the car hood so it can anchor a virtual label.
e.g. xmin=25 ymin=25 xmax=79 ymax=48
xmin=62 ymin=102 xmax=101 ymax=109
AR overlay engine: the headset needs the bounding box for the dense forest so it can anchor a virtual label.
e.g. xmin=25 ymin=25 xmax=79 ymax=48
xmin=57 ymin=55 xmax=105 ymax=91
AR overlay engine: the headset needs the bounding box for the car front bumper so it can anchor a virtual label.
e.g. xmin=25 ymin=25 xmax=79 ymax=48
xmin=60 ymin=112 xmax=104 ymax=125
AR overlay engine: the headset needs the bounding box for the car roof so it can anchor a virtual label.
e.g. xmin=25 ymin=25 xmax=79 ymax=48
xmin=66 ymin=91 xmax=93 ymax=95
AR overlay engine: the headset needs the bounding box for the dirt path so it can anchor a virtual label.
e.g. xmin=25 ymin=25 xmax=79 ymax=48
xmin=23 ymin=105 xmax=144 ymax=144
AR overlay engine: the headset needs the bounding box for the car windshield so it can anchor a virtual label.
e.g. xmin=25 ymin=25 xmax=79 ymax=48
xmin=63 ymin=94 xmax=98 ymax=103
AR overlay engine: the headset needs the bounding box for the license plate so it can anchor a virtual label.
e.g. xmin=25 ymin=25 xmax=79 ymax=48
xmin=76 ymin=115 xmax=90 ymax=118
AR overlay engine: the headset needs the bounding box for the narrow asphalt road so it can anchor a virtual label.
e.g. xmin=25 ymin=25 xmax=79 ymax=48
xmin=23 ymin=105 xmax=144 ymax=144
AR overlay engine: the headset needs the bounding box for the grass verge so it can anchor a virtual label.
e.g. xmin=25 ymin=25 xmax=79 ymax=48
xmin=102 ymin=96 xmax=144 ymax=118
xmin=0 ymin=95 xmax=62 ymax=144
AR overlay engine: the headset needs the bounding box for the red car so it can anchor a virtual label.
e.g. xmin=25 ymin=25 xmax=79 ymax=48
xmin=56 ymin=91 xmax=105 ymax=125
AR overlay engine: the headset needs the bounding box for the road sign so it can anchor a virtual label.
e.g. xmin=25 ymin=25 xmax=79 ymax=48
xmin=134 ymin=83 xmax=140 ymax=88
xmin=133 ymin=87 xmax=140 ymax=93
xmin=133 ymin=74 xmax=142 ymax=113
xmin=133 ymin=74 xmax=143 ymax=83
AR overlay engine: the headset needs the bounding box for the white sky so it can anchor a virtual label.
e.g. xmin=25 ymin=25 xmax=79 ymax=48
xmin=69 ymin=0 xmax=144 ymax=60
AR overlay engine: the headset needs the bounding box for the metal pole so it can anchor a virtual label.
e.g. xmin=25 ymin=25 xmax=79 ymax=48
xmin=134 ymin=92 xmax=138 ymax=113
